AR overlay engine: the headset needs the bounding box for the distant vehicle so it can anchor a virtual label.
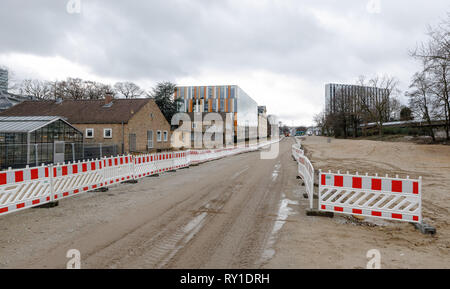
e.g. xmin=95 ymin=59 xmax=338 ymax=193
xmin=295 ymin=131 xmax=304 ymax=136
xmin=307 ymin=131 xmax=312 ymax=136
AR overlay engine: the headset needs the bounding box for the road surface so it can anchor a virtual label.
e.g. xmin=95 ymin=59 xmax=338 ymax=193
xmin=0 ymin=138 xmax=299 ymax=269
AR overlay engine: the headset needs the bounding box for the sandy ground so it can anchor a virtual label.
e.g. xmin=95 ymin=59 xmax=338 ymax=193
xmin=265 ymin=136 xmax=450 ymax=269
xmin=0 ymin=139 xmax=292 ymax=269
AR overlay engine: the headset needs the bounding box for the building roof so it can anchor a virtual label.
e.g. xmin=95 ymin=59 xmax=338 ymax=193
xmin=0 ymin=92 xmax=36 ymax=111
xmin=0 ymin=98 xmax=153 ymax=124
xmin=0 ymin=116 xmax=77 ymax=133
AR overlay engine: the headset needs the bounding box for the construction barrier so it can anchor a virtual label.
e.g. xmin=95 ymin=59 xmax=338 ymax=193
xmin=318 ymin=170 xmax=422 ymax=223
xmin=292 ymin=143 xmax=315 ymax=209
xmin=0 ymin=165 xmax=52 ymax=215
xmin=0 ymin=138 xmax=281 ymax=217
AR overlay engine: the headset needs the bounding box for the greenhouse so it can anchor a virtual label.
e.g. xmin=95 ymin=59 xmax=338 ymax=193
xmin=0 ymin=116 xmax=83 ymax=170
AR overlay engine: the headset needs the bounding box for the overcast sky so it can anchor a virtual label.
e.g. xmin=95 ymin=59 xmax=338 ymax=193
xmin=1 ymin=0 xmax=449 ymax=126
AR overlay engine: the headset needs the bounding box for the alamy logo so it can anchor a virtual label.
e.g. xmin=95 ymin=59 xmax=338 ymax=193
xmin=366 ymin=249 xmax=381 ymax=269
xmin=67 ymin=0 xmax=81 ymax=14
xmin=366 ymin=0 xmax=381 ymax=14
xmin=66 ymin=249 xmax=81 ymax=269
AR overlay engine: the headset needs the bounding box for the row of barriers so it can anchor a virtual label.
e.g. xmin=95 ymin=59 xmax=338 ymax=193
xmin=292 ymin=141 xmax=315 ymax=209
xmin=292 ymin=137 xmax=422 ymax=224
xmin=0 ymin=139 xmax=281 ymax=217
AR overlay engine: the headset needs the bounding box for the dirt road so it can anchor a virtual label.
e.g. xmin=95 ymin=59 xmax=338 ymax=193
xmin=0 ymin=138 xmax=296 ymax=269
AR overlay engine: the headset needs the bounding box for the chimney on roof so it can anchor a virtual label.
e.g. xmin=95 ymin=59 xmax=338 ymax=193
xmin=105 ymin=92 xmax=113 ymax=105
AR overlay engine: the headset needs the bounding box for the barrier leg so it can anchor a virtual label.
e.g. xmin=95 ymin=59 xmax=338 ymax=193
xmin=413 ymin=222 xmax=436 ymax=235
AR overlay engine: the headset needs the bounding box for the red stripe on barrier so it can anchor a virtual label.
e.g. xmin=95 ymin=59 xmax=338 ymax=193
xmin=0 ymin=207 xmax=8 ymax=213
xmin=352 ymin=209 xmax=362 ymax=214
xmin=72 ymin=165 xmax=78 ymax=174
xmin=83 ymin=187 xmax=89 ymax=191
xmin=15 ymin=171 xmax=24 ymax=183
xmin=334 ymin=207 xmax=343 ymax=212
xmin=321 ymin=175 xmax=326 ymax=186
xmin=334 ymin=176 xmax=343 ymax=187
xmin=125 ymin=157 xmax=129 ymax=164
xmin=413 ymin=216 xmax=419 ymax=221
xmin=371 ymin=179 xmax=381 ymax=191
xmin=92 ymin=185 xmax=97 ymax=189
xmin=16 ymin=203 xmax=25 ymax=209
xmin=53 ymin=167 xmax=57 ymax=177
xmin=63 ymin=192 xmax=69 ymax=197
xmin=91 ymin=163 xmax=96 ymax=171
xmin=0 ymin=173 xmax=6 ymax=185
xmin=32 ymin=199 xmax=40 ymax=205
xmin=74 ymin=189 xmax=79 ymax=194
xmin=413 ymin=182 xmax=419 ymax=195
xmin=371 ymin=211 xmax=382 ymax=217
xmin=109 ymin=159 xmax=113 ymax=166
xmin=45 ymin=167 xmax=49 ymax=177
xmin=392 ymin=213 xmax=402 ymax=219
xmin=46 ymin=197 xmax=50 ymax=201
xmin=352 ymin=177 xmax=362 ymax=189
xmin=62 ymin=166 xmax=68 ymax=176
xmin=120 ymin=158 xmax=124 ymax=165
xmin=114 ymin=158 xmax=118 ymax=166
xmin=392 ymin=180 xmax=402 ymax=193
xmin=82 ymin=163 xmax=87 ymax=172
xmin=30 ymin=168 xmax=39 ymax=180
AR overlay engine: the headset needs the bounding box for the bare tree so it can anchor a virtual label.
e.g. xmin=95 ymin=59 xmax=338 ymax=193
xmin=407 ymin=70 xmax=436 ymax=141
xmin=389 ymin=96 xmax=402 ymax=121
xmin=411 ymin=15 xmax=450 ymax=139
xmin=114 ymin=82 xmax=144 ymax=99
xmin=19 ymin=79 xmax=53 ymax=99
xmin=357 ymin=75 xmax=398 ymax=136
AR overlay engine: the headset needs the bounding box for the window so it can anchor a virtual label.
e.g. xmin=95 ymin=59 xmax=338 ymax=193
xmin=192 ymin=123 xmax=197 ymax=129
xmin=86 ymin=128 xmax=94 ymax=138
xmin=149 ymin=113 xmax=154 ymax=120
xmin=157 ymin=130 xmax=162 ymax=142
xmin=103 ymin=128 xmax=112 ymax=139
xmin=147 ymin=130 xmax=153 ymax=149
xmin=163 ymin=131 xmax=168 ymax=142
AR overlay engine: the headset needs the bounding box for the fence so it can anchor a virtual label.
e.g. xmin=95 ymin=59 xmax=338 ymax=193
xmin=0 ymin=143 xmax=121 ymax=171
xmin=0 ymin=138 xmax=281 ymax=217
xmin=318 ymin=171 xmax=422 ymax=223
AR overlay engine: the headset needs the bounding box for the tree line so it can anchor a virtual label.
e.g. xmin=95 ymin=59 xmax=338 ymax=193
xmin=7 ymin=76 xmax=179 ymax=123
xmin=315 ymin=14 xmax=449 ymax=141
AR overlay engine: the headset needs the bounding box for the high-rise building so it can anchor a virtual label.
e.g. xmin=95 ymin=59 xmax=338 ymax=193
xmin=0 ymin=69 xmax=8 ymax=93
xmin=325 ymin=83 xmax=390 ymax=121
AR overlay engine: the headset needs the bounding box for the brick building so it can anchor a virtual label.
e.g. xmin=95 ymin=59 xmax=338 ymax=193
xmin=0 ymin=96 xmax=171 ymax=153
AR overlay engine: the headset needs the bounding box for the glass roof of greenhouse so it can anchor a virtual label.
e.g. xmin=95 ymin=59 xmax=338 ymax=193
xmin=0 ymin=116 xmax=73 ymax=133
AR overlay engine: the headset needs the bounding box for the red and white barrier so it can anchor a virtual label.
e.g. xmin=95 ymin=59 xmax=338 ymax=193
xmin=0 ymin=138 xmax=281 ymax=217
xmin=292 ymin=143 xmax=315 ymax=209
xmin=52 ymin=159 xmax=106 ymax=201
xmin=318 ymin=170 xmax=422 ymax=223
xmin=0 ymin=165 xmax=52 ymax=215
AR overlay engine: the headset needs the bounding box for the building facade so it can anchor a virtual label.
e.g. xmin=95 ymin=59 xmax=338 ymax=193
xmin=0 ymin=69 xmax=7 ymax=93
xmin=325 ymin=83 xmax=390 ymax=121
xmin=174 ymin=85 xmax=258 ymax=141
